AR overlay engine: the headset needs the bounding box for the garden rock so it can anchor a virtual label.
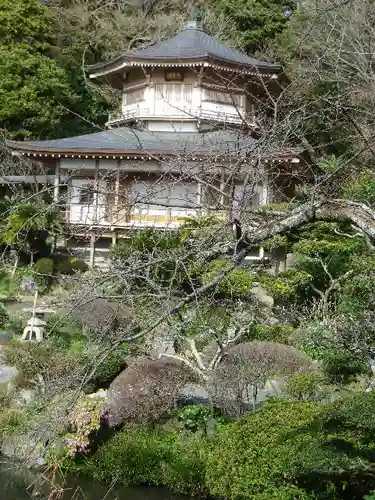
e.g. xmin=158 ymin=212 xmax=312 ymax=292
xmin=0 ymin=347 xmax=19 ymax=391
xmin=250 ymin=282 xmax=274 ymax=307
xmin=1 ymin=432 xmax=48 ymax=468
xmin=177 ymin=382 xmax=210 ymax=405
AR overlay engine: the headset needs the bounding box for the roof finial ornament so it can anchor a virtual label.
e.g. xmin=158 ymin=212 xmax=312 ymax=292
xmin=187 ymin=4 xmax=204 ymax=30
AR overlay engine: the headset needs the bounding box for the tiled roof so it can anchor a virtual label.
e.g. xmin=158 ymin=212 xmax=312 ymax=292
xmin=89 ymin=24 xmax=281 ymax=75
xmin=8 ymin=129 xmax=253 ymax=155
xmin=7 ymin=128 xmax=300 ymax=159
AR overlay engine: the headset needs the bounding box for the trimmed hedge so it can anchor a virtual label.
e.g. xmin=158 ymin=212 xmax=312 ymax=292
xmin=79 ymin=427 xmax=207 ymax=496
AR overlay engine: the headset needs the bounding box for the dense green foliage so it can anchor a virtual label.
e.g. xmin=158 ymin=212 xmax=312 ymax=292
xmin=215 ymin=0 xmax=295 ymax=50
xmin=0 ymin=0 xmax=110 ymax=138
xmin=80 ymin=426 xmax=206 ymax=495
xmin=74 ymin=395 xmax=375 ymax=499
xmin=0 ymin=0 xmax=78 ymax=138
xmin=205 ymin=396 xmax=375 ymax=499
xmin=0 ymin=194 xmax=60 ymax=261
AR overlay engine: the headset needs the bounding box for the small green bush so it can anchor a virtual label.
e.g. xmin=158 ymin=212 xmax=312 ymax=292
xmin=177 ymin=405 xmax=211 ymax=432
xmin=321 ymin=349 xmax=368 ymax=385
xmin=284 ymin=371 xmax=329 ymax=402
xmin=259 ymin=270 xmax=312 ymax=301
xmin=34 ymin=257 xmax=54 ymax=275
xmin=200 ymin=259 xmax=256 ymax=298
xmin=53 ymin=254 xmax=88 ymax=275
xmin=70 ymin=258 xmax=89 ymax=273
xmin=0 ymin=407 xmax=26 ymax=441
xmin=89 ymin=346 xmax=129 ymax=387
xmin=248 ymin=323 xmax=295 ymax=343
xmin=33 ymin=257 xmax=55 ymax=291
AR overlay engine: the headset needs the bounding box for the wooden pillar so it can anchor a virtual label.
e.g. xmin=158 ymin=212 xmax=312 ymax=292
xmin=114 ymin=159 xmax=120 ymax=224
xmin=149 ymin=82 xmax=156 ymax=115
xmin=197 ymin=181 xmax=202 ymax=216
xmin=220 ymin=167 xmax=225 ymax=207
xmin=53 ymin=159 xmax=60 ymax=204
xmin=52 ymin=159 xmax=60 ymax=252
xmin=259 ymin=177 xmax=268 ymax=260
xmin=89 ymin=232 xmax=95 ymax=268
xmin=65 ymin=173 xmax=71 ymax=226
xmin=112 ymin=231 xmax=118 ymax=246
xmin=94 ymin=158 xmax=100 ymax=223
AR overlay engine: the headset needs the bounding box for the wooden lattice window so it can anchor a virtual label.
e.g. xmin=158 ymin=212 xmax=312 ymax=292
xmin=155 ymin=84 xmax=193 ymax=103
xmin=203 ymin=89 xmax=243 ymax=107
xmin=78 ymin=185 xmax=95 ymax=204
xmin=125 ymin=87 xmax=145 ymax=105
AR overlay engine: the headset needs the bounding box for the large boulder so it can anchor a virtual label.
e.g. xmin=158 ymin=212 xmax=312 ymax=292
xmin=106 ymin=356 xmax=193 ymax=427
xmin=177 ymin=382 xmax=210 ymax=406
xmin=1 ymin=431 xmax=49 ymax=468
xmin=0 ymin=364 xmax=18 ymax=388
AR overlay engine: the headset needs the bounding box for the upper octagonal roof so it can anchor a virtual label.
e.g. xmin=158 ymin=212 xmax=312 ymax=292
xmin=88 ymin=22 xmax=281 ymax=79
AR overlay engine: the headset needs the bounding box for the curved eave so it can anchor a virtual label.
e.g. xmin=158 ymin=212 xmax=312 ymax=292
xmin=9 ymin=145 xmax=186 ymax=160
xmin=88 ymin=56 xmax=282 ymax=80
xmin=8 ymin=144 xmax=301 ymax=164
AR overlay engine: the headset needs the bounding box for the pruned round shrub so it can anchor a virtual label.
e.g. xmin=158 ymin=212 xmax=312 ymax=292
xmin=70 ymin=258 xmax=89 ymax=273
xmin=87 ymin=343 xmax=130 ymax=388
xmin=209 ymin=341 xmax=311 ymax=417
xmin=321 ymin=349 xmax=368 ymax=385
xmin=34 ymin=257 xmax=54 ymax=275
xmin=70 ymin=298 xmax=133 ymax=336
xmin=106 ymin=357 xmax=194 ymax=427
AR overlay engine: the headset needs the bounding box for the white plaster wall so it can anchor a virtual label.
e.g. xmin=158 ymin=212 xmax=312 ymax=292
xmin=60 ymin=158 xmax=95 ymax=170
xmin=200 ymin=100 xmax=244 ymax=122
xmin=147 ymin=121 xmax=197 ymax=132
xmin=99 ymin=159 xmax=118 ymax=170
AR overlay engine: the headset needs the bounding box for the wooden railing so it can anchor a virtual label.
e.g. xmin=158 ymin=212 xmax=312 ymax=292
xmin=67 ymin=204 xmax=226 ymax=228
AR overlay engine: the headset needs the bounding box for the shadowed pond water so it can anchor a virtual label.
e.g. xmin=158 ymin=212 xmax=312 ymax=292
xmin=0 ymin=461 xmax=193 ymax=500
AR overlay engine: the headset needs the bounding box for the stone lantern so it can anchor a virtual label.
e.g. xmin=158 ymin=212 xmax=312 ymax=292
xmin=21 ymin=316 xmax=46 ymax=342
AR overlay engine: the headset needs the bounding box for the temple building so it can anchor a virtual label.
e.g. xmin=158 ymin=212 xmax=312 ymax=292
xmin=7 ymin=17 xmax=304 ymax=267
